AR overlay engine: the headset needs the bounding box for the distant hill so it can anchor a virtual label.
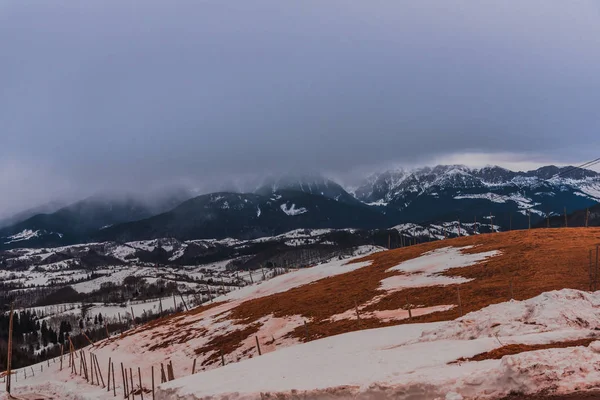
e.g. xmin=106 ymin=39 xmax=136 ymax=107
xmin=94 ymin=190 xmax=394 ymax=242
xmin=0 ymin=190 xmax=192 ymax=249
xmin=0 ymin=200 xmax=66 ymax=229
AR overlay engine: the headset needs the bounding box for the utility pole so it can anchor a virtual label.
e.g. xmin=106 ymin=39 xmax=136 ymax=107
xmin=564 ymin=207 xmax=568 ymax=227
xmin=586 ymin=208 xmax=590 ymax=228
xmin=528 ymin=209 xmax=531 ymax=230
xmin=457 ymin=218 xmax=461 ymax=237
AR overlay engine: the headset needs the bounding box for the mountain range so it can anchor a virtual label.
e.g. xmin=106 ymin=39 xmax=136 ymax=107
xmin=1 ymin=164 xmax=599 ymax=249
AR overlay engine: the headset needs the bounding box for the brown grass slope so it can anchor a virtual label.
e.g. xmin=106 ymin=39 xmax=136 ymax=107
xmin=109 ymin=228 xmax=600 ymax=364
xmin=232 ymin=228 xmax=600 ymax=340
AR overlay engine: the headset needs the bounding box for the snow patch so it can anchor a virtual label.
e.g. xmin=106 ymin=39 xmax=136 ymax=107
xmin=3 ymin=229 xmax=41 ymax=244
xmin=280 ymin=203 xmax=308 ymax=216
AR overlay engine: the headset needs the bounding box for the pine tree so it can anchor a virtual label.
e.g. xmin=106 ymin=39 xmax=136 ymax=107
xmin=41 ymin=320 xmax=49 ymax=347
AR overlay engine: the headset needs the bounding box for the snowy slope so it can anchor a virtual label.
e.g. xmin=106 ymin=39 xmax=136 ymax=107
xmin=6 ymin=231 xmax=600 ymax=400
xmin=7 ymin=289 xmax=600 ymax=400
xmin=156 ymin=289 xmax=600 ymax=400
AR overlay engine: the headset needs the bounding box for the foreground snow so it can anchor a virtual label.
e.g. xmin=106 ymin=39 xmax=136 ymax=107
xmin=6 ymin=289 xmax=600 ymax=399
xmin=157 ymin=289 xmax=600 ymax=399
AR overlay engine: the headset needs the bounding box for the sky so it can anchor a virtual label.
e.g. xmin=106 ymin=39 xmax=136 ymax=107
xmin=1 ymin=1 xmax=600 ymax=217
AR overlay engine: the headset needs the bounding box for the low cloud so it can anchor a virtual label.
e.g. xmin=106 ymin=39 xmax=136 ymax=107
xmin=1 ymin=1 xmax=599 ymax=214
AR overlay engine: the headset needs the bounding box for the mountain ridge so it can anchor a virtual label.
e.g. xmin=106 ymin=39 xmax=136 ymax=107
xmin=1 ymin=164 xmax=598 ymax=249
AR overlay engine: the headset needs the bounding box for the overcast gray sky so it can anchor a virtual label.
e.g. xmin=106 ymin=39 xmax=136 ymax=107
xmin=1 ymin=1 xmax=600 ymax=217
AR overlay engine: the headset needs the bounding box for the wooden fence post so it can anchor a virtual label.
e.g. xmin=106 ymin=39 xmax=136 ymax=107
xmin=112 ymin=362 xmax=116 ymax=397
xmin=564 ymin=207 xmax=568 ymax=227
xmin=179 ymin=291 xmax=189 ymax=311
xmin=82 ymin=332 xmax=95 ymax=347
xmin=192 ymin=359 xmax=196 ymax=374
xmin=590 ymin=249 xmax=594 ymax=291
xmin=594 ymin=245 xmax=600 ymax=291
xmin=78 ymin=349 xmax=83 ymax=377
xmin=220 ymin=349 xmax=225 ymax=367
xmin=129 ymin=368 xmax=135 ymax=399
xmin=304 ymin=320 xmax=309 ymax=341
xmin=354 ymin=300 xmax=361 ymax=328
xmin=138 ymin=367 xmax=144 ymax=400
xmin=90 ymin=352 xmax=95 ymax=385
xmin=121 ymin=363 xmax=127 ymax=399
xmin=95 ymin=354 xmax=105 ymax=387
xmin=72 ymin=343 xmax=77 ymax=374
xmin=255 ymin=336 xmax=262 ymax=356
xmin=6 ymin=303 xmax=14 ymax=394
xmin=160 ymin=363 xmax=166 ymax=383
xmin=151 ymin=365 xmax=155 ymax=400
xmin=108 ymin=357 xmax=112 ymax=392
xmin=168 ymin=361 xmax=175 ymax=381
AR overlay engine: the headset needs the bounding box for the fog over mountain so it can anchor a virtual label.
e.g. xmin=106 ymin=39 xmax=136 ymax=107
xmin=1 ymin=1 xmax=600 ymax=218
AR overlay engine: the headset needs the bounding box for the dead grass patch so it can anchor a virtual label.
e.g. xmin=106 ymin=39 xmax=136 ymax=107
xmin=452 ymin=337 xmax=598 ymax=363
xmin=195 ymin=323 xmax=261 ymax=365
xmin=231 ymin=228 xmax=600 ymax=339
